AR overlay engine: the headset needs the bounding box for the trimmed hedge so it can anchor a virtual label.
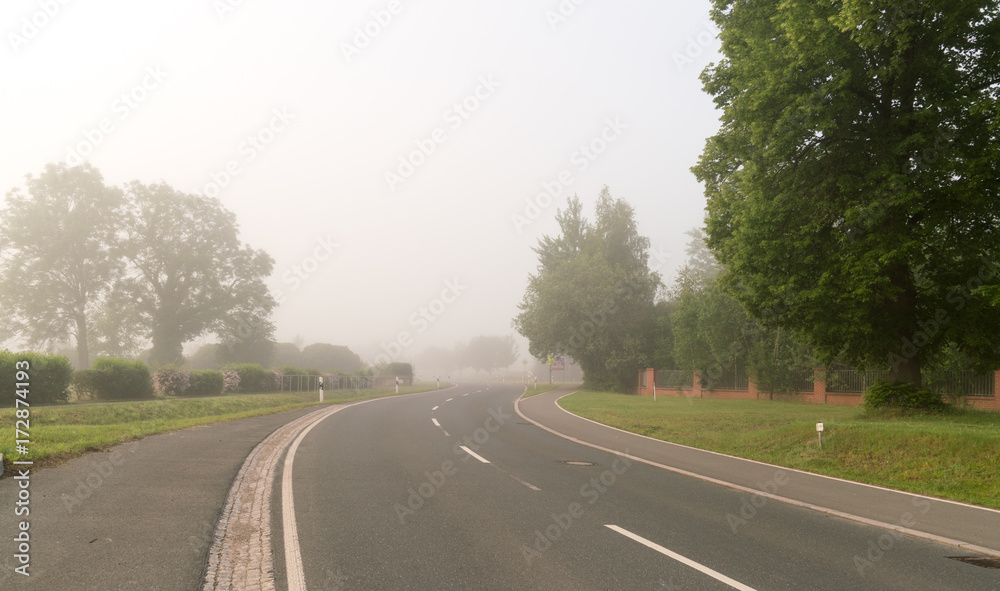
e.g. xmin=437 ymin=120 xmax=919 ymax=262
xmin=864 ymin=381 xmax=946 ymax=411
xmin=0 ymin=350 xmax=73 ymax=405
xmin=73 ymin=357 xmax=155 ymax=401
xmin=152 ymin=366 xmax=190 ymax=397
xmin=186 ymin=370 xmax=224 ymax=396
xmin=381 ymin=362 xmax=413 ymax=381
xmin=221 ymin=363 xmax=275 ymax=393
xmin=275 ymin=365 xmax=322 ymax=377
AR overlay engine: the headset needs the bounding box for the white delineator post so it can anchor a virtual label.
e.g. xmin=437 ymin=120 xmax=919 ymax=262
xmin=319 ymin=376 xmax=324 ymax=403
xmin=816 ymin=422 xmax=824 ymax=449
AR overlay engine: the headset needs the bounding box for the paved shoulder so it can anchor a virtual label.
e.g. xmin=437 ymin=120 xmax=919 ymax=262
xmin=517 ymin=387 xmax=1000 ymax=556
xmin=0 ymin=406 xmax=322 ymax=591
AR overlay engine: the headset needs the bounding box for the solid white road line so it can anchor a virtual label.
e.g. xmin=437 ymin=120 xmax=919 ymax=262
xmin=277 ymin=384 xmax=462 ymax=591
xmin=282 ymin=405 xmax=350 ymax=591
xmin=516 ymin=390 xmax=1000 ymax=559
xmin=605 ymin=525 xmax=758 ymax=591
xmin=459 ymin=445 xmax=490 ymax=463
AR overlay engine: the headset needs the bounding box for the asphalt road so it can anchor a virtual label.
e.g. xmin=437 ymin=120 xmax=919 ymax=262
xmin=0 ymin=405 xmax=324 ymax=590
xmin=283 ymin=383 xmax=1000 ymax=590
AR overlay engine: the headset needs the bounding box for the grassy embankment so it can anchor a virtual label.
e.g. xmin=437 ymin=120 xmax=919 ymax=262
xmin=521 ymin=383 xmax=572 ymax=398
xmin=560 ymin=391 xmax=1000 ymax=509
xmin=0 ymin=384 xmax=446 ymax=472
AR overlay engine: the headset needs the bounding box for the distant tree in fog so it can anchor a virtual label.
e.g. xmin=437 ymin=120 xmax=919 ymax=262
xmin=0 ymin=163 xmax=122 ymax=367
xmin=460 ymin=335 xmax=518 ymax=376
xmin=300 ymin=342 xmax=364 ymax=372
xmin=120 ymin=181 xmax=275 ymax=366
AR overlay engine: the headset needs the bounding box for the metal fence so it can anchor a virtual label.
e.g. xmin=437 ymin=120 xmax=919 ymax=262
xmin=825 ymin=369 xmax=889 ymax=393
xmin=791 ymin=368 xmax=816 ymax=392
xmin=655 ymin=369 xmax=693 ymax=389
xmin=279 ymin=375 xmax=409 ymax=392
xmin=925 ymin=371 xmax=994 ymax=397
xmin=279 ymin=374 xmax=322 ymax=392
xmin=703 ymin=365 xmax=749 ymax=390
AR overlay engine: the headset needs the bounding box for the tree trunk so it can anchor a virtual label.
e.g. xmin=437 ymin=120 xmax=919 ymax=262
xmin=885 ymin=260 xmax=922 ymax=387
xmin=889 ymin=352 xmax=921 ymax=387
xmin=149 ymin=324 xmax=184 ymax=367
xmin=76 ymin=316 xmax=90 ymax=369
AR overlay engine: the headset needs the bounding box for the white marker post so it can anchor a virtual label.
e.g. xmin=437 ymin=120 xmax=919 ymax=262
xmin=816 ymin=422 xmax=824 ymax=449
xmin=395 ymin=376 xmax=399 ymax=394
xmin=653 ymin=376 xmax=657 ymax=402
xmin=319 ymin=376 xmax=324 ymax=403
xmin=437 ymin=376 xmax=440 ymax=389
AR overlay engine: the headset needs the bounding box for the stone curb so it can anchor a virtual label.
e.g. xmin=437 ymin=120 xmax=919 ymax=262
xmin=201 ymin=405 xmax=341 ymax=591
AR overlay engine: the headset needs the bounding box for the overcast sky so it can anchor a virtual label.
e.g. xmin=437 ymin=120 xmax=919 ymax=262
xmin=2 ymin=0 xmax=723 ymax=367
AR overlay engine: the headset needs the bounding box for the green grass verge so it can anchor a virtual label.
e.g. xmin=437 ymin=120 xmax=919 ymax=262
xmin=559 ymin=391 xmax=1000 ymax=509
xmin=522 ymin=383 xmax=570 ymax=398
xmin=1 ymin=384 xmax=445 ymax=473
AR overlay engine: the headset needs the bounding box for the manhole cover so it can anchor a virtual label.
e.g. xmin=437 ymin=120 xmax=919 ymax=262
xmin=560 ymin=460 xmax=599 ymax=467
xmin=949 ymin=556 xmax=1000 ymax=569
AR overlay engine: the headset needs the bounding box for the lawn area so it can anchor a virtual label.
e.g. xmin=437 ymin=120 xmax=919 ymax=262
xmin=1 ymin=384 xmax=445 ymax=473
xmin=522 ymin=383 xmax=574 ymax=398
xmin=559 ymin=391 xmax=1000 ymax=509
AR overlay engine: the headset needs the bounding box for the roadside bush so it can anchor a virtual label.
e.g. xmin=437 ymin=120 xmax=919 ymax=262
xmin=221 ymin=363 xmax=274 ymax=393
xmin=222 ymin=370 xmax=240 ymax=393
xmin=153 ymin=366 xmax=191 ymax=396
xmin=380 ymin=362 xmax=414 ymax=382
xmin=864 ymin=381 xmax=946 ymax=411
xmin=73 ymin=357 xmax=155 ymax=401
xmin=185 ymin=370 xmax=225 ymax=396
xmin=0 ymin=350 xmax=73 ymax=405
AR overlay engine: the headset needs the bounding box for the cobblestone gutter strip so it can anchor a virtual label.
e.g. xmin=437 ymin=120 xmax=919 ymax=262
xmin=201 ymin=404 xmax=346 ymax=591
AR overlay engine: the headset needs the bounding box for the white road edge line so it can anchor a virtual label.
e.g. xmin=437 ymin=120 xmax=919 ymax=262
xmin=605 ymin=525 xmax=758 ymax=591
xmin=552 ymin=391 xmax=1000 ymax=515
xmin=273 ymin=382 xmax=460 ymax=591
xmin=281 ymin=405 xmax=349 ymax=591
xmin=460 ymin=445 xmax=490 ymax=463
xmin=515 ymin=388 xmax=1000 ymax=559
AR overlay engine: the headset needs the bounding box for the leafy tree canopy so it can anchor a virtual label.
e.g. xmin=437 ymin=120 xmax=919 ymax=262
xmin=300 ymin=342 xmax=364 ymax=373
xmin=120 ymin=181 xmax=276 ymax=366
xmin=0 ymin=163 xmax=122 ymax=367
xmin=514 ymin=187 xmax=661 ymax=392
xmin=693 ymin=0 xmax=1000 ymax=384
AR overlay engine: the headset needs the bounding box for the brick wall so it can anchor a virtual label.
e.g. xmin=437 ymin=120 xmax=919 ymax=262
xmin=637 ymin=367 xmax=999 ymax=412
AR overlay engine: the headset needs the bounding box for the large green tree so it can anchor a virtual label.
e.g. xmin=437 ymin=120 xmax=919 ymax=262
xmin=693 ymin=0 xmax=1000 ymax=385
xmin=299 ymin=343 xmax=364 ymax=372
xmin=670 ymin=229 xmax=816 ymax=393
xmin=121 ymin=181 xmax=276 ymax=366
xmin=0 ymin=163 xmax=122 ymax=367
xmin=459 ymin=335 xmax=519 ymax=376
xmin=514 ymin=188 xmax=661 ymax=392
